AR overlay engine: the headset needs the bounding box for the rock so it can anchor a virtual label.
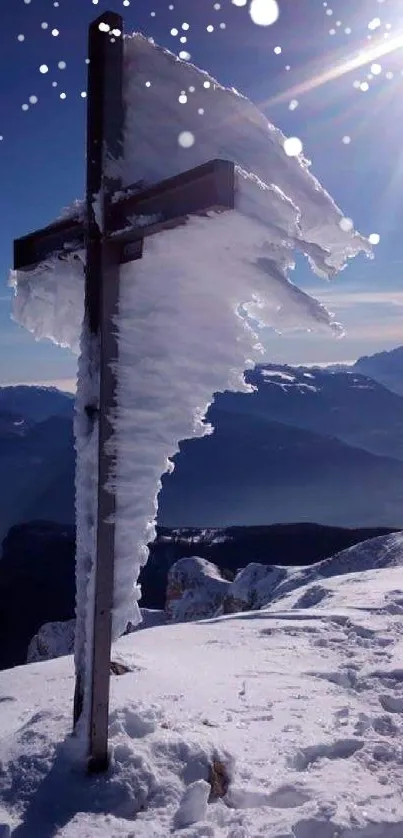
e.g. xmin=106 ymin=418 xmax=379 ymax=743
xmin=27 ymin=619 xmax=75 ymax=663
xmin=165 ymin=556 xmax=231 ymax=622
xmin=223 ymin=562 xmax=287 ymax=613
xmin=27 ymin=608 xmax=167 ymax=664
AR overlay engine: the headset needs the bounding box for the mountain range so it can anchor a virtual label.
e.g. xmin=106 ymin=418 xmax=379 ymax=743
xmin=159 ymin=356 xmax=403 ymax=528
xmin=1 ymin=346 xmax=403 ymax=538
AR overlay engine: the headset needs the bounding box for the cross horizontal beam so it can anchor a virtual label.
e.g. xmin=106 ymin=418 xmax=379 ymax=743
xmin=13 ymin=158 xmax=235 ymax=271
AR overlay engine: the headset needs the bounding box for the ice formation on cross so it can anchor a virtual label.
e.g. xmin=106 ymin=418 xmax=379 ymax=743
xmin=10 ymin=32 xmax=370 ymax=646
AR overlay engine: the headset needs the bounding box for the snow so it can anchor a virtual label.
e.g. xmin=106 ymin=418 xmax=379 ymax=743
xmin=9 ymin=33 xmax=370 ymax=714
xmin=27 ymin=610 xmax=166 ymax=664
xmin=165 ymin=556 xmax=231 ymax=622
xmin=2 ymin=564 xmax=403 ymax=835
xmin=270 ymin=530 xmax=403 ymax=606
xmin=224 ymin=563 xmax=288 ymax=612
xmin=261 ymin=369 xmax=296 ymax=381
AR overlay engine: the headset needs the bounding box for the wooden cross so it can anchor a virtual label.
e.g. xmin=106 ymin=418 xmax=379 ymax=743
xmin=13 ymin=10 xmax=235 ymax=773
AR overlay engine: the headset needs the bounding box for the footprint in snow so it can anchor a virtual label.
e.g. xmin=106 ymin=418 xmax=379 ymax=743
xmin=290 ymin=738 xmax=364 ymax=771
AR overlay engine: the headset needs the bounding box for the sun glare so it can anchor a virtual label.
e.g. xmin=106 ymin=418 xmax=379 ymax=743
xmin=264 ymin=29 xmax=403 ymax=107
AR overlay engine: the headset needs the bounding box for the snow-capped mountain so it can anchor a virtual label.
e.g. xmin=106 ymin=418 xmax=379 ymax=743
xmin=4 ymin=362 xmax=403 ymax=538
xmin=354 ymin=344 xmax=403 ymax=396
xmin=157 ymin=362 xmax=403 ymax=529
xmin=0 ymin=385 xmax=74 ymax=422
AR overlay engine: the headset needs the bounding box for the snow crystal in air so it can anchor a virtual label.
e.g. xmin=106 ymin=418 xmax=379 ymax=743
xmin=232 ymin=0 xmax=247 ymax=6
xmin=41 ymin=22 xmax=49 ymax=30
xmin=283 ymin=136 xmax=303 ymax=156
xmin=60 ymin=92 xmax=66 ymax=99
xmin=179 ymin=51 xmax=191 ymax=60
xmin=368 ymin=17 xmax=381 ymax=31
xmin=342 ymin=135 xmax=351 ymax=144
xmin=360 ymin=81 xmax=369 ymax=91
xmin=178 ymin=130 xmax=195 ymax=148
xmin=51 ymin=29 xmax=59 ymax=37
xmin=369 ymin=232 xmax=380 ymax=244
xmin=29 ymin=95 xmax=38 ymax=105
xmin=58 ymin=61 xmax=67 ymax=70
xmin=371 ymin=63 xmax=382 ymax=76
xmin=178 ymin=93 xmax=187 ymax=103
xmin=21 ymin=104 xmax=29 ymax=111
xmin=289 ymin=99 xmax=298 ymax=110
xmin=17 ymin=34 xmax=25 ymax=42
xmin=250 ymin=0 xmax=280 ymax=26
xmin=274 ymin=46 xmax=282 ymax=54
xmin=39 ymin=64 xmax=49 ymax=74
xmin=339 ymin=216 xmax=354 ymax=232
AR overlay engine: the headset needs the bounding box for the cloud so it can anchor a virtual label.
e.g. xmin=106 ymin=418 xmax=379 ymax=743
xmin=306 ymin=289 xmax=403 ymax=310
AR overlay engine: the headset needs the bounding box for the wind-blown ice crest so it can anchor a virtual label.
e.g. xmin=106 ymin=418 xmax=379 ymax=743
xmin=10 ymin=32 xmax=370 ymax=644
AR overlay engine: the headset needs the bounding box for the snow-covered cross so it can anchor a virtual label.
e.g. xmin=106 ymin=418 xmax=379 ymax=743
xmin=13 ymin=11 xmax=235 ymax=774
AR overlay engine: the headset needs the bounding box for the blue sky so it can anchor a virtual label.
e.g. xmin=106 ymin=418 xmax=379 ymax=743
xmin=1 ymin=0 xmax=403 ymax=389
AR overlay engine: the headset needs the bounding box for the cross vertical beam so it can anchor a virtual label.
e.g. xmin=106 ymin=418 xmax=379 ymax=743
xmin=12 ymin=11 xmax=236 ymax=776
xmin=73 ymin=10 xmax=125 ymax=773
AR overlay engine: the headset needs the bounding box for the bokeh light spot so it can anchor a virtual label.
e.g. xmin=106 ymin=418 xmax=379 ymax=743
xmin=178 ymin=131 xmax=195 ymax=148
xmin=283 ymin=136 xmax=303 ymax=156
xmin=250 ymin=0 xmax=279 ymax=26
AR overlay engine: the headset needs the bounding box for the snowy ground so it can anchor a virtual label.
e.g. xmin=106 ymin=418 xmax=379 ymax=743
xmin=2 ymin=567 xmax=403 ymax=836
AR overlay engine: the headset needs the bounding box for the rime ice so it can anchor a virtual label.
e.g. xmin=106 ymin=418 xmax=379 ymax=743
xmin=11 ymin=31 xmax=370 ymax=650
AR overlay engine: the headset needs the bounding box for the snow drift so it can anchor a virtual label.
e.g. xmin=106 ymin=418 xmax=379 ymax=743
xmin=10 ymin=33 xmax=370 ymax=657
xmin=3 ymin=564 xmax=403 ymax=836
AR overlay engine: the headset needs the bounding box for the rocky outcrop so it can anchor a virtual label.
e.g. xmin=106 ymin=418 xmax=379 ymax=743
xmin=27 ymin=619 xmax=75 ymax=663
xmin=165 ymin=557 xmax=231 ymax=622
xmin=223 ymin=563 xmax=287 ymax=614
xmin=27 ymin=608 xmax=166 ymax=664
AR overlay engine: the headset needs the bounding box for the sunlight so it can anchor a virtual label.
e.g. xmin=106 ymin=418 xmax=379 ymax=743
xmin=264 ymin=29 xmax=403 ymax=107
